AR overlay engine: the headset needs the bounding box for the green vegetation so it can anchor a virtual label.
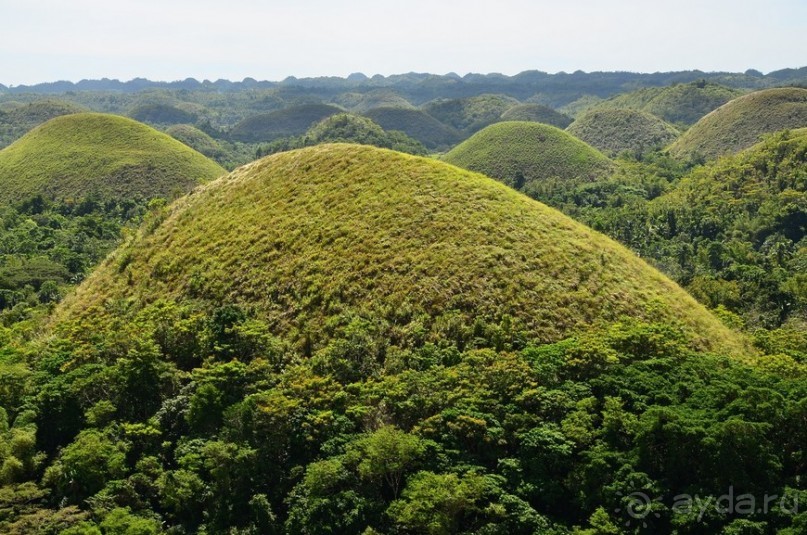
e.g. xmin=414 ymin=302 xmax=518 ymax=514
xmin=570 ymin=130 xmax=807 ymax=329
xmin=0 ymin=196 xmax=151 ymax=321
xmin=256 ymin=113 xmax=427 ymax=156
xmin=567 ymin=109 xmax=680 ymax=156
xmin=0 ymin=99 xmax=86 ymax=148
xmin=334 ymin=89 xmax=415 ymax=112
xmin=363 ymin=107 xmax=461 ymax=150
xmin=0 ymin=72 xmax=805 ymax=534
xmin=423 ymin=94 xmax=520 ymax=133
xmin=592 ymin=80 xmax=742 ymax=127
xmin=129 ymin=103 xmax=198 ymax=125
xmin=165 ymin=124 xmax=225 ymax=160
xmin=57 ymin=143 xmax=745 ymax=355
xmin=0 ymin=113 xmax=225 ymax=204
xmin=443 ymin=122 xmax=614 ymax=205
xmin=500 ymin=103 xmax=572 ymax=128
xmin=652 ymin=129 xmax=807 ymax=326
xmin=669 ymin=87 xmax=807 ymax=161
xmin=228 ymin=103 xmax=343 ymax=142
xmin=1 ymin=144 xmax=803 ymax=534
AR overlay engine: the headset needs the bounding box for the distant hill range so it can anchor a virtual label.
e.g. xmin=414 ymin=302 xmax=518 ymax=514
xmin=3 ymin=68 xmax=806 ymax=107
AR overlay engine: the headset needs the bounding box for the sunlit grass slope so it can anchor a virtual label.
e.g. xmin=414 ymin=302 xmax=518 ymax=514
xmin=57 ymin=143 xmax=748 ymax=356
xmin=0 ymin=113 xmax=226 ymax=204
xmin=567 ymin=108 xmax=680 ymax=155
xmin=442 ymin=121 xmax=613 ymax=193
xmin=668 ymin=88 xmax=807 ymax=160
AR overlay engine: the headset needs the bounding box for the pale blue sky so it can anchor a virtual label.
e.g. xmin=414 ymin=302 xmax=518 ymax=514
xmin=1 ymin=0 xmax=805 ymax=85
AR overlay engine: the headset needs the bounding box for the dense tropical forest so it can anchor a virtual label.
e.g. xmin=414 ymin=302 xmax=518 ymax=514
xmin=0 ymin=69 xmax=805 ymax=534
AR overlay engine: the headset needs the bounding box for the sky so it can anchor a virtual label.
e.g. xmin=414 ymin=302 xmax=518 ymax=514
xmin=1 ymin=0 xmax=805 ymax=85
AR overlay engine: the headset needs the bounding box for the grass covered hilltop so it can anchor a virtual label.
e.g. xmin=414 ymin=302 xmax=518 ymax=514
xmin=0 ymin=71 xmax=804 ymax=534
xmin=0 ymin=113 xmax=225 ymax=204
xmin=669 ymin=87 xmax=807 ymax=160
xmin=58 ymin=143 xmax=745 ymax=356
xmin=442 ymin=121 xmax=614 ymax=204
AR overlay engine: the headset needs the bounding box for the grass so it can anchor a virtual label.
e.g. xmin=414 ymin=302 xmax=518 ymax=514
xmin=0 ymin=99 xmax=87 ymax=149
xmin=165 ymin=124 xmax=225 ymax=159
xmin=668 ymin=88 xmax=807 ymax=161
xmin=657 ymin=127 xmax=807 ymax=218
xmin=566 ymin=108 xmax=680 ymax=156
xmin=0 ymin=113 xmax=226 ymax=204
xmin=229 ymin=104 xmax=343 ymax=142
xmin=442 ymin=121 xmax=614 ymax=195
xmin=591 ymin=81 xmax=741 ymax=127
xmin=56 ymin=143 xmax=749 ymax=356
xmin=500 ymin=104 xmax=572 ymax=128
xmin=422 ymin=94 xmax=520 ymax=133
xmin=362 ymin=107 xmax=461 ymax=150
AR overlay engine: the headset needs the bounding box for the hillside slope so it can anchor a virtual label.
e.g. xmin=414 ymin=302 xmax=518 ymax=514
xmin=363 ymin=107 xmax=461 ymax=149
xmin=229 ymin=104 xmax=343 ymax=142
xmin=668 ymin=87 xmax=807 ymax=160
xmin=442 ymin=122 xmax=613 ymax=202
xmin=0 ymin=99 xmax=87 ymax=148
xmin=423 ymin=94 xmax=520 ymax=133
xmin=0 ymin=113 xmax=225 ymax=204
xmin=592 ymin=81 xmax=741 ymax=126
xmin=57 ymin=143 xmax=747 ymax=355
xmin=567 ymin=108 xmax=680 ymax=155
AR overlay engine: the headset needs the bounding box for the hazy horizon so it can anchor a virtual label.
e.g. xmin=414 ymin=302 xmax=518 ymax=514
xmin=2 ymin=0 xmax=806 ymax=86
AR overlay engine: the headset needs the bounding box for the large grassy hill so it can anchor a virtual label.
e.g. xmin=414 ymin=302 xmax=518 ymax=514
xmin=668 ymin=87 xmax=807 ymax=161
xmin=0 ymin=99 xmax=87 ymax=148
xmin=442 ymin=121 xmax=614 ymax=203
xmin=567 ymin=108 xmax=680 ymax=156
xmin=591 ymin=81 xmax=741 ymax=126
xmin=362 ymin=107 xmax=461 ymax=150
xmin=57 ymin=143 xmax=746 ymax=356
xmin=0 ymin=113 xmax=225 ymax=204
xmin=229 ymin=104 xmax=343 ymax=142
xmin=500 ymin=103 xmax=572 ymax=128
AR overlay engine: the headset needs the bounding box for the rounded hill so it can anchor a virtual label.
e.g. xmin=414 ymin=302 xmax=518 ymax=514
xmin=0 ymin=113 xmax=226 ymax=204
xmin=593 ymin=81 xmax=741 ymax=126
xmin=668 ymin=87 xmax=807 ymax=161
xmin=567 ymin=108 xmax=679 ymax=156
xmin=229 ymin=104 xmax=343 ymax=142
xmin=442 ymin=121 xmax=613 ymax=198
xmin=500 ymin=103 xmax=572 ymax=128
xmin=363 ymin=107 xmax=461 ymax=150
xmin=57 ymin=143 xmax=746 ymax=356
